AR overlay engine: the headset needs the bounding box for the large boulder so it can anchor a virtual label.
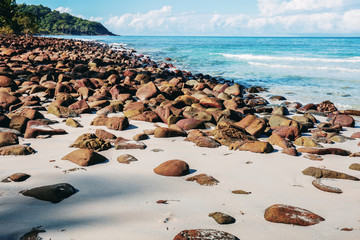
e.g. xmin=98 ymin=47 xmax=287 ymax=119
xmin=272 ymin=125 xmax=301 ymax=141
xmin=0 ymin=132 xmax=18 ymax=147
xmin=105 ymin=117 xmax=129 ymax=131
xmin=209 ymin=212 xmax=236 ymax=224
xmin=0 ymin=91 xmax=18 ymax=109
xmin=176 ymin=118 xmax=205 ymax=131
xmin=174 ymin=229 xmax=239 ymax=240
xmin=0 ymin=145 xmax=35 ymax=155
xmin=264 ymin=204 xmax=325 ymax=226
xmin=185 ymin=130 xmax=221 ymax=148
xmin=211 ymin=122 xmax=256 ymax=146
xmin=330 ymin=114 xmax=355 ymax=127
xmin=154 ymin=127 xmax=186 ymax=138
xmin=302 ymin=167 xmax=359 ymax=180
xmin=268 ymin=133 xmax=293 ymax=149
xmin=298 ymin=147 xmax=351 ymax=156
xmin=24 ymin=120 xmax=67 ymax=138
xmin=235 ymin=115 xmax=266 ymax=137
xmin=70 ymin=133 xmax=111 ymax=151
xmin=229 ymin=141 xmax=274 ymax=153
xmin=269 ymin=114 xmax=300 ymax=130
xmin=153 ymin=159 xmax=190 ymax=176
xmin=135 ymin=81 xmax=158 ymax=101
xmin=21 ymin=183 xmax=76 ymax=203
xmin=62 ymin=149 xmax=108 ymax=166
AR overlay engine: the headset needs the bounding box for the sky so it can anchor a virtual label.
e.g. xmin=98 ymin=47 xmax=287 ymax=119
xmin=17 ymin=0 xmax=360 ymax=36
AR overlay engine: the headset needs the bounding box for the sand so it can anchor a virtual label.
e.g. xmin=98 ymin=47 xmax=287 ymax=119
xmin=0 ymin=110 xmax=359 ymax=240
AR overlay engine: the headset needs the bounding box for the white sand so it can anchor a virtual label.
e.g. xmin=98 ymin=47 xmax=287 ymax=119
xmin=0 ymin=111 xmax=359 ymax=240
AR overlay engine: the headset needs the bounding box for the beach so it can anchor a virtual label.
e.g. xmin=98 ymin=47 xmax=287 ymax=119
xmin=0 ymin=35 xmax=359 ymax=240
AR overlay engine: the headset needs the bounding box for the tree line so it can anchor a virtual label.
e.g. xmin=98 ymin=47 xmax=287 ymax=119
xmin=0 ymin=1 xmax=115 ymax=35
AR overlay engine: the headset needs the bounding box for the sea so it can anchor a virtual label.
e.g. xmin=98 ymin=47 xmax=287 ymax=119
xmin=48 ymin=36 xmax=360 ymax=110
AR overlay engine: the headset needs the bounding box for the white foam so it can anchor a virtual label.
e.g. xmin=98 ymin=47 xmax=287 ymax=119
xmin=247 ymin=61 xmax=360 ymax=73
xmin=220 ymin=53 xmax=360 ymax=63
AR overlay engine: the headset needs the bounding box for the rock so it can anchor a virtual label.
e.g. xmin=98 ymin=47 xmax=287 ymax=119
xmin=183 ymin=107 xmax=214 ymax=122
xmin=186 ymin=174 xmax=219 ymax=186
xmin=236 ymin=115 xmax=266 ymax=137
xmin=302 ymin=167 xmax=359 ymax=180
xmin=70 ymin=133 xmax=111 ymax=151
xmin=18 ymin=108 xmax=44 ymax=120
xmin=294 ymin=137 xmax=322 ymax=147
xmin=269 ymin=114 xmax=300 ymax=130
xmin=297 ymin=147 xmax=351 ymax=156
xmin=330 ymin=114 xmax=355 ymax=127
xmin=66 ymin=118 xmax=82 ymax=128
xmin=0 ymin=113 xmax=10 ymax=128
xmin=292 ymin=116 xmax=314 ymax=128
xmin=200 ymin=97 xmax=223 ymax=109
xmin=117 ymin=154 xmax=138 ymax=164
xmin=317 ymin=122 xmax=342 ymax=133
xmin=20 ymin=226 xmax=45 ymax=240
xmin=176 ymin=118 xmax=205 ymax=131
xmin=272 ymin=106 xmax=289 ymax=116
xmin=224 ymin=83 xmax=242 ymax=96
xmin=185 ymin=130 xmax=220 ymax=148
xmin=229 ymin=141 xmax=274 ymax=153
xmin=174 ymin=229 xmax=239 ymax=240
xmin=47 ymin=105 xmax=78 ymax=118
xmin=114 ymin=140 xmax=146 ymax=150
xmin=232 ymin=190 xmax=251 ymax=194
xmin=268 ymin=133 xmax=293 ymax=149
xmin=62 ymin=149 xmax=108 ymax=166
xmin=133 ymin=133 xmax=149 ymax=141
xmin=349 ymin=163 xmax=360 ymax=171
xmin=9 ymin=173 xmax=30 ymax=182
xmin=21 ymin=183 xmax=76 ymax=203
xmin=105 ymin=116 xmax=129 ymax=131
xmin=303 ymin=154 xmax=323 ymax=161
xmin=317 ymin=100 xmax=337 ymax=113
xmin=270 ymin=95 xmax=286 ymax=101
xmin=212 ymin=122 xmax=256 ymax=146
xmin=0 ymin=91 xmax=19 ymax=109
xmin=9 ymin=115 xmax=28 ymax=133
xmin=0 ymin=145 xmax=35 ymax=155
xmin=209 ymin=212 xmax=236 ymax=224
xmin=0 ymin=132 xmax=18 ymax=147
xmin=24 ymin=120 xmax=67 ymax=138
xmin=154 ymin=127 xmax=186 ymax=138
xmin=68 ymin=99 xmax=91 ymax=114
xmin=153 ymin=159 xmax=190 ymax=176
xmin=264 ymin=204 xmax=325 ymax=226
xmin=95 ymin=129 xmax=116 ymax=141
xmin=312 ymin=179 xmax=342 ymax=194
xmin=272 ymin=126 xmax=301 ymax=141
xmin=91 ymin=116 xmax=108 ymax=126
xmin=130 ymin=111 xmax=160 ymax=122
xmin=281 ymin=147 xmax=299 ymax=156
xmin=350 ymin=132 xmax=360 ymax=138
xmin=136 ymin=81 xmax=158 ymax=101
xmin=349 ymin=152 xmax=360 ymax=157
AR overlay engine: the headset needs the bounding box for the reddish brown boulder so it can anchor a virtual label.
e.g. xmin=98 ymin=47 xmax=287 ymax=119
xmin=200 ymin=97 xmax=223 ymax=109
xmin=9 ymin=173 xmax=30 ymax=182
xmin=330 ymin=114 xmax=355 ymax=127
xmin=0 ymin=132 xmax=18 ymax=147
xmin=105 ymin=117 xmax=129 ymax=131
xmin=9 ymin=115 xmax=29 ymax=133
xmin=0 ymin=75 xmax=15 ymax=88
xmin=153 ymin=159 xmax=189 ymax=176
xmin=174 ymin=229 xmax=239 ymax=240
xmin=268 ymin=133 xmax=293 ymax=148
xmin=0 ymin=113 xmax=10 ymax=127
xmin=185 ymin=130 xmax=220 ymax=148
xmin=312 ymin=179 xmax=342 ymax=194
xmin=0 ymin=91 xmax=19 ymax=109
xmin=229 ymin=141 xmax=274 ymax=153
xmin=209 ymin=212 xmax=236 ymax=225
xmin=154 ymin=127 xmax=186 ymax=138
xmin=281 ymin=147 xmax=299 ymax=156
xmin=297 ymin=147 xmax=351 ymax=156
xmin=176 ymin=118 xmax=205 ymax=131
xmin=272 ymin=126 xmax=301 ymax=141
xmin=0 ymin=145 xmax=35 ymax=155
xmin=95 ymin=129 xmax=116 ymax=141
xmin=68 ymin=99 xmax=91 ymax=114
xmin=302 ymin=167 xmax=359 ymax=180
xmin=136 ymin=81 xmax=158 ymax=101
xmin=351 ymin=132 xmax=360 ymax=138
xmin=114 ymin=140 xmax=146 ymax=150
xmin=18 ymin=109 xmax=44 ymax=120
xmin=62 ymin=149 xmax=107 ymax=166
xmin=317 ymin=100 xmax=337 ymax=113
xmin=186 ymin=174 xmax=219 ymax=186
xmin=24 ymin=120 xmax=67 ymax=138
xmin=264 ymin=204 xmax=325 ymax=226
xmin=130 ymin=110 xmax=160 ymax=122
xmin=236 ymin=115 xmax=266 ymax=137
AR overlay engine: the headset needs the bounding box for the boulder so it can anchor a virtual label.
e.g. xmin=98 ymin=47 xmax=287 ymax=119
xmin=297 ymin=147 xmax=351 ymax=156
xmin=95 ymin=129 xmax=116 ymax=141
xmin=281 ymin=147 xmax=299 ymax=156
xmin=268 ymin=133 xmax=293 ymax=149
xmin=24 ymin=120 xmax=67 ymax=138
xmin=9 ymin=115 xmax=28 ymax=133
xmin=349 ymin=163 xmax=360 ymax=171
xmin=302 ymin=167 xmax=359 ymax=180
xmin=21 ymin=183 xmax=76 ymax=203
xmin=212 ymin=122 xmax=256 ymax=146
xmin=272 ymin=126 xmax=301 ymax=141
xmin=154 ymin=127 xmax=186 ymax=138
xmin=0 ymin=132 xmax=18 ymax=147
xmin=135 ymin=81 xmax=158 ymax=101
xmin=312 ymin=179 xmax=342 ymax=194
xmin=294 ymin=137 xmax=322 ymax=147
xmin=117 ymin=154 xmax=138 ymax=164
xmin=224 ymin=83 xmax=242 ymax=96
xmin=200 ymin=97 xmax=223 ymax=109
xmin=153 ymin=159 xmax=190 ymax=176
xmin=317 ymin=100 xmax=337 ymax=113
xmin=176 ymin=118 xmax=205 ymax=131
xmin=264 ymin=204 xmax=325 ymax=226
xmin=186 ymin=174 xmax=219 ymax=186
xmin=114 ymin=140 xmax=146 ymax=150
xmin=65 ymin=118 xmax=82 ymax=128
xmin=0 ymin=91 xmax=18 ymax=110
xmin=47 ymin=105 xmax=78 ymax=118
xmin=229 ymin=141 xmax=274 ymax=153
xmin=9 ymin=173 xmax=30 ymax=182
xmin=209 ymin=212 xmax=236 ymax=224
xmin=272 ymin=106 xmax=289 ymax=116
xmin=174 ymin=229 xmax=239 ymax=240
xmin=70 ymin=133 xmax=111 ymax=151
xmin=0 ymin=145 xmax=35 ymax=155
xmin=183 ymin=107 xmax=214 ymax=123
xmin=330 ymin=114 xmax=355 ymax=127
xmin=62 ymin=149 xmax=108 ymax=166
xmin=132 ymin=133 xmax=149 ymax=141
xmin=235 ymin=115 xmax=266 ymax=137
xmin=105 ymin=117 xmax=129 ymax=131
xmin=350 ymin=132 xmax=360 ymax=139
xmin=269 ymin=114 xmax=300 ymax=129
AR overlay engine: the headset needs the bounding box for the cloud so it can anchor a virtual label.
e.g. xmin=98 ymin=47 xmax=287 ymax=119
xmin=104 ymin=1 xmax=360 ymax=35
xmin=89 ymin=16 xmax=104 ymax=22
xmin=55 ymin=7 xmax=73 ymax=14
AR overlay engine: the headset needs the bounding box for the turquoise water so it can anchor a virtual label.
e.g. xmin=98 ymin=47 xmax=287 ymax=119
xmin=49 ymin=36 xmax=360 ymax=110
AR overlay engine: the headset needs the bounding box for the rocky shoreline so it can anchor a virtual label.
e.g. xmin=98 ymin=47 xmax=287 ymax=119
xmin=0 ymin=35 xmax=359 ymax=239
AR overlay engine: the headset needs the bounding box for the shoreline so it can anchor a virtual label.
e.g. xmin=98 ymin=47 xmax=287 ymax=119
xmin=0 ymin=35 xmax=359 ymax=240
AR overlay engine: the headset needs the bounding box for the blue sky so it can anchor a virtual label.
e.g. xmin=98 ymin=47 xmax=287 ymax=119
xmin=18 ymin=0 xmax=360 ymax=36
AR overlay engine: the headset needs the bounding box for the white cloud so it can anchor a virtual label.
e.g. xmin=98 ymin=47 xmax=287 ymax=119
xmin=89 ymin=16 xmax=103 ymax=22
xmin=55 ymin=7 xmax=73 ymax=14
xmin=104 ymin=2 xmax=360 ymax=36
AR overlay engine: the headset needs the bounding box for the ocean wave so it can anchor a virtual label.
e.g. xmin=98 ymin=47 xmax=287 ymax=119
xmin=220 ymin=53 xmax=360 ymax=63
xmin=248 ymin=61 xmax=360 ymax=73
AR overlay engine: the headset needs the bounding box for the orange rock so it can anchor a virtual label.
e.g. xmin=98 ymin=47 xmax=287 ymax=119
xmin=153 ymin=160 xmax=189 ymax=176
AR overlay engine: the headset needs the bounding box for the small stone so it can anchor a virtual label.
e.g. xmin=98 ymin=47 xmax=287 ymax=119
xmin=153 ymin=159 xmax=189 ymax=177
xmin=0 ymin=145 xmax=35 ymax=155
xmin=133 ymin=133 xmax=149 ymax=141
xmin=174 ymin=229 xmax=239 ymax=240
xmin=312 ymin=179 xmax=342 ymax=194
xmin=65 ymin=118 xmax=82 ymax=128
xmin=154 ymin=127 xmax=186 ymax=138
xmin=232 ymin=190 xmax=251 ymax=195
xmin=302 ymin=167 xmax=359 ymax=180
xmin=20 ymin=226 xmax=46 ymax=240
xmin=209 ymin=212 xmax=236 ymax=224
xmin=298 ymin=147 xmax=351 ymax=156
xmin=114 ymin=140 xmax=146 ymax=150
xmin=95 ymin=129 xmax=117 ymax=141
xmin=9 ymin=173 xmax=30 ymax=182
xmin=21 ymin=183 xmax=76 ymax=203
xmin=0 ymin=132 xmax=18 ymax=147
xmin=349 ymin=163 xmax=360 ymax=171
xmin=229 ymin=141 xmax=274 ymax=153
xmin=304 ymin=154 xmax=323 ymax=161
xmin=117 ymin=154 xmax=138 ymax=164
xmin=186 ymin=174 xmax=219 ymax=186
xmin=105 ymin=116 xmax=129 ymax=131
